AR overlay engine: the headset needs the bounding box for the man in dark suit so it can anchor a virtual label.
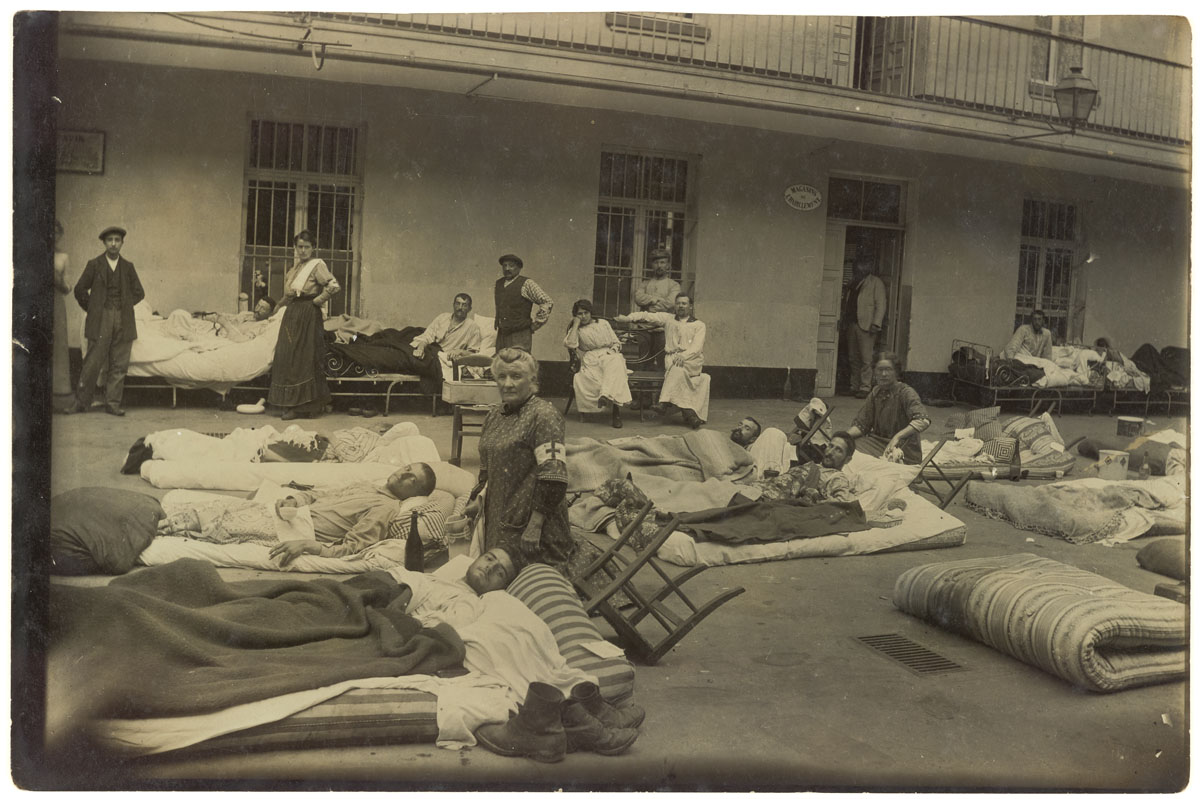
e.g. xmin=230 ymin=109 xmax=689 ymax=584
xmin=64 ymin=225 xmax=145 ymax=416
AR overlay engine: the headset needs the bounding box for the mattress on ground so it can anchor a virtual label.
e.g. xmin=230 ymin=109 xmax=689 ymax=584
xmin=101 ymin=564 xmax=634 ymax=756
xmin=656 ymin=488 xmax=965 ymax=566
xmin=893 ymin=554 xmax=1187 ymax=692
xmin=140 ymin=457 xmax=437 ymax=491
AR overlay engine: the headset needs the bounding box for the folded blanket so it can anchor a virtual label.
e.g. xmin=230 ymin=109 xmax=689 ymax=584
xmin=48 ymin=560 xmax=465 ymax=728
xmin=965 ymin=475 xmax=1185 ymax=544
xmin=678 ymin=499 xmax=867 ymax=545
xmin=893 ymin=554 xmax=1187 ymax=692
xmin=565 ymin=429 xmax=755 ymax=492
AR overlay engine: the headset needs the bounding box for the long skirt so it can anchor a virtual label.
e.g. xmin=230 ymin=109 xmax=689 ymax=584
xmin=573 ymin=349 xmax=632 ymax=413
xmin=52 ymin=289 xmax=72 ymax=402
xmin=268 ymin=296 xmax=330 ymax=414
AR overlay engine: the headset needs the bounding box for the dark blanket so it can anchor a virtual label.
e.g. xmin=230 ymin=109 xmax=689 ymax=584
xmin=678 ymin=498 xmax=867 ymax=545
xmin=326 ymin=326 xmax=438 ymax=376
xmin=47 ymin=559 xmax=465 ymax=723
xmin=1131 ymin=343 xmax=1189 ymax=391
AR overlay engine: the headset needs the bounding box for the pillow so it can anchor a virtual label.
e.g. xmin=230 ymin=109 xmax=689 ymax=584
xmin=506 ymin=564 xmax=635 ymax=704
xmin=50 ymin=488 xmax=164 ymax=575
xmin=1137 ymin=538 xmax=1186 ymax=581
xmin=429 ymin=461 xmax=476 ymax=498
xmin=973 ymin=420 xmax=1004 ymax=442
xmin=980 ymin=437 xmax=1017 ymax=464
xmin=946 ymin=406 xmax=1001 ymax=430
xmin=1001 ymin=414 xmax=1064 ymax=457
xmin=473 ymin=315 xmax=497 ymax=355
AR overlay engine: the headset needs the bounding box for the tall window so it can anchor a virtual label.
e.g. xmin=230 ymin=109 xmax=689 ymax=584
xmin=1016 ymin=198 xmax=1077 ymax=341
xmin=592 ymin=150 xmax=694 ymax=317
xmin=242 ymin=120 xmax=363 ymax=317
xmin=1030 ymin=16 xmax=1084 ymax=84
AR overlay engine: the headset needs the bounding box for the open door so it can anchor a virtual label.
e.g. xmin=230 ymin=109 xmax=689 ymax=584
xmin=815 ymin=222 xmax=847 ymax=398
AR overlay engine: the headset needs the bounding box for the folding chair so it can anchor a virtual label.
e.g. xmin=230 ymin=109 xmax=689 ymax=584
xmin=573 ymin=500 xmax=746 ymax=666
xmin=787 ymin=402 xmax=836 ymax=463
xmin=909 ymin=438 xmax=975 ymax=510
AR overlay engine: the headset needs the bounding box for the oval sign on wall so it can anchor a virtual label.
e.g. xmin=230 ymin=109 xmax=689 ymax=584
xmin=784 ymin=183 xmax=823 ymax=212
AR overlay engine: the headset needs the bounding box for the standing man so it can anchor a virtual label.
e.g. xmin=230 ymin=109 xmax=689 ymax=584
xmin=65 ymin=226 xmax=145 ymax=416
xmin=843 ymin=260 xmax=887 ymax=399
xmin=633 ymin=249 xmax=680 ymax=313
xmin=616 ymin=294 xmax=709 ymax=429
xmin=1002 ymin=308 xmax=1054 ymax=360
xmin=493 ymin=254 xmax=553 ymax=352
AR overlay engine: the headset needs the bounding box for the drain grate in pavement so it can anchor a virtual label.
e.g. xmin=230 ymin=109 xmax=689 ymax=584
xmin=855 ymin=633 xmax=964 ymax=676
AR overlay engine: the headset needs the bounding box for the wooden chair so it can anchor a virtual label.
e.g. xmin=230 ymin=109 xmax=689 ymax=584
xmin=573 ymin=500 xmax=746 ymax=666
xmin=443 ymin=354 xmax=496 ymax=466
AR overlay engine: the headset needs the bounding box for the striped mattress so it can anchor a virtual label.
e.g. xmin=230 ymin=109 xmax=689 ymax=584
xmin=893 ymin=554 xmax=1187 ymax=692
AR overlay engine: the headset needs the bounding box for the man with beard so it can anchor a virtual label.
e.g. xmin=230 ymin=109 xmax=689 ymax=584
xmin=730 ymin=416 xmax=792 ymax=479
xmin=1002 ymin=308 xmax=1054 ymax=360
xmin=412 ymin=292 xmax=483 ymax=360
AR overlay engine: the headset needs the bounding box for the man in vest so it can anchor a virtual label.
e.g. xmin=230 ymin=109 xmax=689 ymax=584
xmin=842 ymin=260 xmax=887 ymax=399
xmin=65 ymin=225 xmax=145 ymax=416
xmin=493 ymin=253 xmax=553 ymax=352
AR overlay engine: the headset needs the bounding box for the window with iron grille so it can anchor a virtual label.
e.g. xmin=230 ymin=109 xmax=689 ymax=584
xmin=592 ymin=149 xmax=695 ymax=317
xmin=1016 ymin=198 xmax=1077 ymax=342
xmin=241 ymin=120 xmax=363 ymax=317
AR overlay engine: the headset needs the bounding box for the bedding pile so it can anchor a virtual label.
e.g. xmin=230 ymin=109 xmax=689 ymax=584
xmin=923 ymin=411 xmax=1077 ymax=480
xmin=893 ymin=554 xmax=1188 ymax=692
xmin=565 ymin=429 xmax=756 ymax=492
xmin=964 ymin=474 xmax=1186 ymax=545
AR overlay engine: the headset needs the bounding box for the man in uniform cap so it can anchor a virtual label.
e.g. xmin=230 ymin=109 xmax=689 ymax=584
xmin=633 ymin=248 xmax=681 ymax=314
xmin=63 ymin=225 xmax=144 ymax=416
xmin=493 ymin=253 xmax=553 ymax=352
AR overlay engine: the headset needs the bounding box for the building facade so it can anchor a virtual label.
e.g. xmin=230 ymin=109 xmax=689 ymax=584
xmin=52 ymin=12 xmax=1190 ymax=397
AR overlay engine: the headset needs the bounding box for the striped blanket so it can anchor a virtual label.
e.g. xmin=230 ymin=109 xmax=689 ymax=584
xmin=565 ymin=429 xmax=756 ymax=492
xmin=894 ymin=554 xmax=1187 ymax=692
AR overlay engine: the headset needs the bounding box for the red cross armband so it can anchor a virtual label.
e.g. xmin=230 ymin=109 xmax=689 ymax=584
xmin=534 ymin=440 xmax=566 ymax=465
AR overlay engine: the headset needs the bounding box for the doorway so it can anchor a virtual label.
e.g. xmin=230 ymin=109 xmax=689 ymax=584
xmin=834 ymin=226 xmax=905 ymax=395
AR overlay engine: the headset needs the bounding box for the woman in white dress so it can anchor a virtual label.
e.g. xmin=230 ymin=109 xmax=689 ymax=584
xmin=563 ymin=299 xmax=631 ymax=428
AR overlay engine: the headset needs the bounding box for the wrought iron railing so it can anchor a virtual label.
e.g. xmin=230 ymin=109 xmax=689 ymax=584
xmin=311 ymin=12 xmax=1190 ymax=144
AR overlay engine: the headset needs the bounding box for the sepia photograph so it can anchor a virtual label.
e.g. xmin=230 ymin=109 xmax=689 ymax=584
xmin=11 ymin=5 xmax=1191 ymax=791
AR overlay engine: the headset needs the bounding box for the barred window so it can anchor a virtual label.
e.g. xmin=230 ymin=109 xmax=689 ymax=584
xmin=1016 ymin=198 xmax=1078 ymax=341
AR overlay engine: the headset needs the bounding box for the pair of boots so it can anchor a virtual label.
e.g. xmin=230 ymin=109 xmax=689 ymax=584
xmin=475 ymin=682 xmax=645 ymax=763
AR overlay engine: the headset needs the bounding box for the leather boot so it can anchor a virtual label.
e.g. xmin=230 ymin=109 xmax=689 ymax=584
xmin=570 ymin=682 xmax=645 ymax=730
xmin=562 ymin=701 xmax=638 ymax=755
xmin=475 ymin=682 xmax=567 ymax=763
xmin=681 ymin=408 xmax=703 ymax=429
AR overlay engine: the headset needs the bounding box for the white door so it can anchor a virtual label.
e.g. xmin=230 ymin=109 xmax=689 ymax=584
xmin=815 ymin=222 xmax=847 ymax=398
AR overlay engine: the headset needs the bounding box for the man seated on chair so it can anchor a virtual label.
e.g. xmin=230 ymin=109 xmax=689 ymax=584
xmin=614 ymin=294 xmax=709 ymax=429
xmin=412 ymin=292 xmax=483 ymax=361
xmin=752 ymin=431 xmax=857 ymax=504
xmin=268 ymin=463 xmax=442 ymax=565
xmin=204 ymin=296 xmax=279 ymax=343
xmin=730 ymin=416 xmax=791 ymax=479
xmin=1001 ymin=308 xmax=1054 ymax=360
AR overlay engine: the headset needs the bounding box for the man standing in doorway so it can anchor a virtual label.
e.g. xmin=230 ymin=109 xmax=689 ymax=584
xmin=65 ymin=226 xmax=145 ymax=416
xmin=843 ymin=260 xmax=887 ymax=399
xmin=493 ymin=253 xmax=553 ymax=352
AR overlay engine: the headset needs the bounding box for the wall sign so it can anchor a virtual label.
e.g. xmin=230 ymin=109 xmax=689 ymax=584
xmin=784 ymin=183 xmax=822 ymax=211
xmin=57 ymin=130 xmax=106 ymax=175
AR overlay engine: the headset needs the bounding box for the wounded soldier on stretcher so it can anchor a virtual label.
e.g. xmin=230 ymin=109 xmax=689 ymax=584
xmin=156 ymin=462 xmax=468 ymax=565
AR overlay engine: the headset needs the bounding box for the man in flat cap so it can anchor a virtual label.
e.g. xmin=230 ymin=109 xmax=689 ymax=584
xmin=493 ymin=253 xmax=553 ymax=352
xmin=634 ymin=248 xmax=680 ymax=314
xmin=64 ymin=226 xmax=145 ymax=416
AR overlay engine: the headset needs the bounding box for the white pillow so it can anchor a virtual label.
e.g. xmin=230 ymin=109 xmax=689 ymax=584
xmin=473 ymin=315 xmax=497 ymax=354
xmin=842 ymin=452 xmax=918 ymax=516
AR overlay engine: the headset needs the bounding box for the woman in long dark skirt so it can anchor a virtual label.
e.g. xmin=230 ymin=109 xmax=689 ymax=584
xmin=268 ymin=230 xmax=340 ymax=421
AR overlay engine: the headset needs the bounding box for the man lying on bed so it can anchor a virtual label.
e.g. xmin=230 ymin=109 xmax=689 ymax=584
xmin=201 ymin=296 xmax=279 ymax=342
xmin=158 ymin=463 xmax=445 ymax=564
xmin=749 ymin=431 xmax=857 ymax=504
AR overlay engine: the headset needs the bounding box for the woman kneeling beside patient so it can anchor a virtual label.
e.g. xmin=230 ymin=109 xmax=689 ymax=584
xmin=846 ymin=350 xmax=930 ymax=465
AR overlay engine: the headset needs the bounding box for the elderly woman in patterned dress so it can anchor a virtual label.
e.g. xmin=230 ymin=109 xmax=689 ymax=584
xmin=846 ymin=350 xmax=931 ymax=464
xmin=467 ymin=347 xmax=575 ymax=575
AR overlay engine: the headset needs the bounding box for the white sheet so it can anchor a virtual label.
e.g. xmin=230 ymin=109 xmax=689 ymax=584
xmin=656 ymin=487 xmax=964 ymax=566
xmin=1015 ymin=351 xmax=1092 ymax=388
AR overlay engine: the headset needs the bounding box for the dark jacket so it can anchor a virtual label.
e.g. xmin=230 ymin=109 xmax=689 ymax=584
xmin=494 ymin=274 xmax=532 ymax=332
xmin=74 ymin=254 xmax=145 ymax=341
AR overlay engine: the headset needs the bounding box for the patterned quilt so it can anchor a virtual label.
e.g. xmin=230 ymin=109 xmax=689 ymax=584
xmin=894 ymin=554 xmax=1187 ymax=692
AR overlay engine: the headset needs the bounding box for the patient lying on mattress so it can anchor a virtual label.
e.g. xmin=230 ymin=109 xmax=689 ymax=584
xmin=157 ymin=463 xmax=448 ymax=564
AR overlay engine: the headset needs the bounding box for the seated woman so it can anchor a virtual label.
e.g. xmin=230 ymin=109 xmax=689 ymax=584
xmin=563 ymin=299 xmax=631 ymax=429
xmin=269 ymin=229 xmax=341 ymax=421
xmin=468 ymin=347 xmax=576 ymax=576
xmin=846 ymin=350 xmax=930 ymax=465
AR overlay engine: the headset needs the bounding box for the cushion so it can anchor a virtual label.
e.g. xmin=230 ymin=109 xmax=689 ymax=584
xmin=973 ymin=420 xmax=1004 ymax=442
xmin=1001 ymin=414 xmax=1064 ymax=457
xmin=980 ymin=436 xmax=1017 ymax=464
xmin=1137 ymin=538 xmax=1187 ymax=581
xmin=946 ymin=406 xmax=1001 ymax=430
xmin=50 ymin=488 xmax=163 ymax=575
xmin=428 ymin=461 xmax=476 ymax=497
xmin=473 ymin=315 xmax=497 ymax=354
xmin=506 ymin=564 xmax=636 ymax=704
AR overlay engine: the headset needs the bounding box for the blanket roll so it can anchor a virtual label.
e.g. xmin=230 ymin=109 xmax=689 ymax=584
xmin=893 ymin=554 xmax=1186 ymax=692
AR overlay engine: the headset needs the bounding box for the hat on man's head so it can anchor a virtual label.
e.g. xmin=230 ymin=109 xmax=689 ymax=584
xmin=99 ymin=226 xmax=127 ymax=241
xmin=649 ymin=248 xmax=670 ymax=260
xmin=498 ymin=254 xmax=523 ymax=268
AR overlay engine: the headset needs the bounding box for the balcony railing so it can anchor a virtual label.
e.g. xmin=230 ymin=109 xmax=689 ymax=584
xmin=312 ymin=12 xmax=1191 ymax=145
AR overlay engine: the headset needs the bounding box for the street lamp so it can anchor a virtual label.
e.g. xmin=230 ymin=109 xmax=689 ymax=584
xmin=1052 ymin=66 xmax=1099 ymax=130
xmin=1011 ymin=65 xmax=1100 ymax=140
